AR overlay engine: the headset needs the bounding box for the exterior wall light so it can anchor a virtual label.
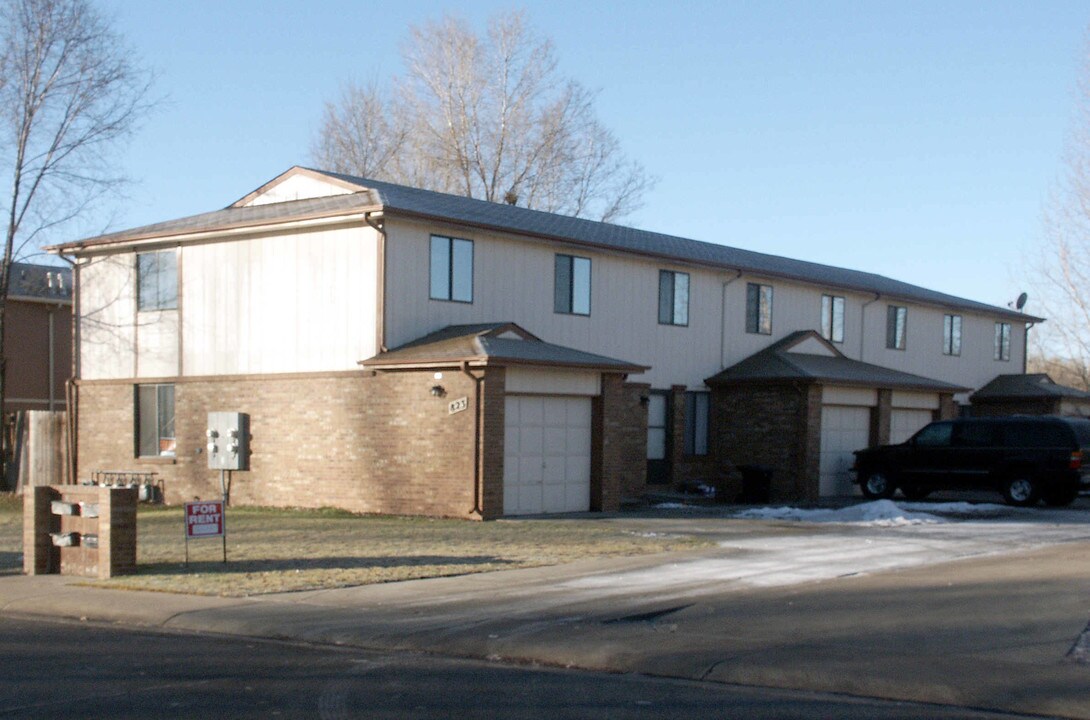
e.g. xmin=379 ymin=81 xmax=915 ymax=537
xmin=430 ymin=385 xmax=446 ymax=398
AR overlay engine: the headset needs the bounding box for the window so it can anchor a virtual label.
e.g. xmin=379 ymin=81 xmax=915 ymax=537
xmin=943 ymin=314 xmax=962 ymax=356
xmin=554 ymin=254 xmax=591 ymax=315
xmin=137 ymin=250 xmax=177 ymax=311
xmin=429 ymin=235 xmax=473 ymax=302
xmin=745 ymin=283 xmax=773 ymax=334
xmin=913 ymin=421 xmax=951 ymax=447
xmin=683 ymin=392 xmax=710 ymax=456
xmin=658 ymin=270 xmax=689 ymax=326
xmin=136 ymin=384 xmax=175 ymax=457
xmin=821 ymin=295 xmax=845 ymax=343
xmin=994 ymin=322 xmax=1011 ymax=361
xmin=886 ymin=305 xmax=907 ymax=350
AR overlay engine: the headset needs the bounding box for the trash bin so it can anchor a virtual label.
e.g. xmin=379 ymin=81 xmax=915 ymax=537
xmin=737 ymin=465 xmax=772 ymax=504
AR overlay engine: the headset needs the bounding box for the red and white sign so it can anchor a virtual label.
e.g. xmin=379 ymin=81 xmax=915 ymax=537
xmin=185 ymin=500 xmax=225 ymax=538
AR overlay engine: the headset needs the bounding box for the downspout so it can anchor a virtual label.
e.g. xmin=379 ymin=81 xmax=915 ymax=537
xmin=460 ymin=361 xmax=484 ymax=517
xmin=1022 ymin=321 xmax=1035 ymax=375
xmin=719 ymin=270 xmax=744 ymax=369
xmin=47 ymin=308 xmax=54 ymax=411
xmin=57 ymin=254 xmax=78 ymax=485
xmin=860 ymin=293 xmax=881 ymax=362
xmin=365 ymin=211 xmax=388 ymax=353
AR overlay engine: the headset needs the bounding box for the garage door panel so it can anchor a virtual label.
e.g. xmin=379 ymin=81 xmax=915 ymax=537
xmin=891 ymin=409 xmax=933 ymax=445
xmin=503 ymin=394 xmax=592 ymax=515
xmin=819 ymin=405 xmax=872 ymax=497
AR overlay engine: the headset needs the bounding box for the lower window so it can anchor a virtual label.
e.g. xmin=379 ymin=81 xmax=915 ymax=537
xmin=137 ymin=384 xmax=175 ymax=457
xmin=684 ymin=391 xmax=710 ymax=456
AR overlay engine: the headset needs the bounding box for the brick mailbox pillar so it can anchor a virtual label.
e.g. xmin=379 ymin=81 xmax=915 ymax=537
xmin=24 ymin=485 xmax=137 ymax=579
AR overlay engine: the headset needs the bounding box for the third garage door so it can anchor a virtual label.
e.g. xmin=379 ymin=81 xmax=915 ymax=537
xmin=503 ymin=395 xmax=592 ymax=515
xmin=819 ymin=405 xmax=872 ymax=497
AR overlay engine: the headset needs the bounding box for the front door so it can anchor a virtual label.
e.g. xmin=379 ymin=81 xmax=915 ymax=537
xmin=646 ymin=391 xmax=672 ymax=485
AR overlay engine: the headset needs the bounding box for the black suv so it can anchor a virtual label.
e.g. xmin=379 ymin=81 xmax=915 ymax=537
xmin=852 ymin=416 xmax=1090 ymax=506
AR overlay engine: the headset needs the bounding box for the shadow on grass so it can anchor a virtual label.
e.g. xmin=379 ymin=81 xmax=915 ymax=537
xmin=137 ymin=555 xmax=515 ymax=575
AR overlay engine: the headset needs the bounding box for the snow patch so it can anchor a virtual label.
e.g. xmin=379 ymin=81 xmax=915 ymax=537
xmin=735 ymin=500 xmax=943 ymax=526
xmin=652 ymin=503 xmax=691 ymax=510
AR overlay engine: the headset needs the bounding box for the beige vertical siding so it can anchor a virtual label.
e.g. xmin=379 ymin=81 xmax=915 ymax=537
xmin=79 ymin=254 xmax=136 ymax=380
xmin=181 ymin=223 xmax=379 ymax=375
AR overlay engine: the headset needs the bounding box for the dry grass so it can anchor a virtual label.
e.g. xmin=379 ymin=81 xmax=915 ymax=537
xmin=0 ymin=497 xmax=704 ymax=597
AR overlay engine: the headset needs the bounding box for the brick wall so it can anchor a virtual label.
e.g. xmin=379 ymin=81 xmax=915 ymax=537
xmin=669 ymin=384 xmax=723 ymax=492
xmin=591 ymin=375 xmax=646 ymax=509
xmin=711 ymin=383 xmax=821 ymax=502
xmin=76 ymin=370 xmax=486 ymax=519
xmin=24 ymin=485 xmax=136 ymax=578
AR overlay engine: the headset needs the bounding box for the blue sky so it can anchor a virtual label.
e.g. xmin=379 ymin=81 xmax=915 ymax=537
xmin=86 ymin=0 xmax=1088 ymax=312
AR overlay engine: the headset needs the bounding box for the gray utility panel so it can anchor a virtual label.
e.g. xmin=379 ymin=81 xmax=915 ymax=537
xmin=206 ymin=412 xmax=250 ymax=471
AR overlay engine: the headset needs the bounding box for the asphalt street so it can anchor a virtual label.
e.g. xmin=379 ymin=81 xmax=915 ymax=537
xmin=0 ymin=617 xmax=1059 ymax=720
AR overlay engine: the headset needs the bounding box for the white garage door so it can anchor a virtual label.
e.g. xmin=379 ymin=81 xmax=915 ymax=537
xmin=503 ymin=395 xmax=592 ymax=515
xmin=819 ymin=405 xmax=872 ymax=497
xmin=890 ymin=409 xmax=934 ymax=445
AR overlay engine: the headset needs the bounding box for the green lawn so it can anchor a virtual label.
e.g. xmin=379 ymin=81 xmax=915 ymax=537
xmin=0 ymin=496 xmax=704 ymax=597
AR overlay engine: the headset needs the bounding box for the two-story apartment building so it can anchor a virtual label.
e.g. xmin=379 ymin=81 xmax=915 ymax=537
xmin=49 ymin=167 xmax=1037 ymax=518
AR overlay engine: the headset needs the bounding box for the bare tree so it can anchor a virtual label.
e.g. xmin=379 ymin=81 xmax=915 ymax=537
xmin=1029 ymin=38 xmax=1090 ymax=386
xmin=0 ymin=0 xmax=152 ymax=477
xmin=313 ymin=10 xmax=652 ymax=223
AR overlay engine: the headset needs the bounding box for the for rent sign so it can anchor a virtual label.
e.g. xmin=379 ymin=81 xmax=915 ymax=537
xmin=185 ymin=501 xmax=225 ymax=538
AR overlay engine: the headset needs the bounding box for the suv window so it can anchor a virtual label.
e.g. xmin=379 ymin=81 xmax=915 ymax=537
xmin=1001 ymin=421 xmax=1070 ymax=448
xmin=913 ymin=422 xmax=952 ymax=447
xmin=952 ymin=422 xmax=1001 ymax=447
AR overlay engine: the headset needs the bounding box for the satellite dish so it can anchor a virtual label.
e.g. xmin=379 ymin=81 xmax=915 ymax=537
xmin=1015 ymin=292 xmax=1028 ymax=311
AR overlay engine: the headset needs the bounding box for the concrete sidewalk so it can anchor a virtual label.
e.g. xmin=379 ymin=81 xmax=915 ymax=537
xmin=1 ymin=535 xmax=1088 ymax=718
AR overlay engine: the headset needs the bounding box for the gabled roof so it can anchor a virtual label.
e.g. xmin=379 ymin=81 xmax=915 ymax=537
xmin=360 ymin=322 xmax=647 ymax=373
xmin=970 ymin=373 xmax=1090 ymax=401
xmin=49 ymin=165 xmax=1038 ymax=322
xmin=7 ymin=262 xmax=72 ymax=303
xmin=706 ymin=330 xmax=969 ymax=392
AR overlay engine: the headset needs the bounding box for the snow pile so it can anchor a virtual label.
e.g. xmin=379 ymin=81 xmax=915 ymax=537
xmin=735 ymin=499 xmax=944 ymax=526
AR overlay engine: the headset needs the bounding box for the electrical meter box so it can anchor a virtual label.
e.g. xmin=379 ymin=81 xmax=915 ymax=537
xmin=206 ymin=412 xmax=250 ymax=471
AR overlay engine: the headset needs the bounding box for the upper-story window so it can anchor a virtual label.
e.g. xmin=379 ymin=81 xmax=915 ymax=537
xmin=943 ymin=314 xmax=962 ymax=356
xmin=746 ymin=283 xmax=773 ymax=335
xmin=430 ymin=235 xmax=473 ymax=303
xmin=821 ymin=294 xmax=845 ymax=343
xmin=554 ymin=254 xmax=591 ymax=316
xmin=137 ymin=250 xmax=177 ymax=311
xmin=136 ymin=383 xmax=175 ymax=458
xmin=886 ymin=305 xmax=907 ymax=350
xmin=658 ymin=270 xmax=689 ymax=326
xmin=994 ymin=322 xmax=1011 ymax=361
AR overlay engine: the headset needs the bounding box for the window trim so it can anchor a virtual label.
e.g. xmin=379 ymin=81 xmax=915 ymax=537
xmin=943 ymin=314 xmax=962 ymax=356
xmin=658 ymin=270 xmax=690 ymax=327
xmin=745 ymin=283 xmax=773 ymax=335
xmin=136 ymin=249 xmax=178 ymax=312
xmin=994 ymin=322 xmax=1011 ymax=361
xmin=135 ymin=383 xmax=176 ymax=458
xmin=554 ymin=254 xmax=591 ymax=316
xmin=429 ymin=234 xmax=474 ymax=303
xmin=886 ymin=305 xmax=907 ymax=350
xmin=820 ymin=294 xmax=845 ymax=343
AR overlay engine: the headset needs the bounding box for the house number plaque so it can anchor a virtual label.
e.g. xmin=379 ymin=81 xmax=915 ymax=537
xmin=448 ymin=397 xmax=468 ymax=415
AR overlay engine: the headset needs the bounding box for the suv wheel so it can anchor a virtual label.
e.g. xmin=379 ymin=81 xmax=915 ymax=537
xmin=860 ymin=472 xmax=895 ymax=499
xmin=1002 ymin=475 xmax=1039 ymax=507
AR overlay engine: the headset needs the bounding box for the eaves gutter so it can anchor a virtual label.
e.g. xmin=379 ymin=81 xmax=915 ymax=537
xmin=45 ymin=205 xmax=383 ymax=255
xmin=379 ymin=205 xmax=1040 ymax=323
xmin=359 ymin=357 xmax=649 ymax=373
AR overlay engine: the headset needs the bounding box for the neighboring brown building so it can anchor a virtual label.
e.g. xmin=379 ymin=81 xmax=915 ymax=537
xmin=970 ymin=373 xmax=1090 ymax=418
xmin=5 ymin=262 xmax=72 ymax=412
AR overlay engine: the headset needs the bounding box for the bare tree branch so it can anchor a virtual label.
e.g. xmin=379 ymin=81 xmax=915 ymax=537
xmin=313 ymin=9 xmax=654 ymax=223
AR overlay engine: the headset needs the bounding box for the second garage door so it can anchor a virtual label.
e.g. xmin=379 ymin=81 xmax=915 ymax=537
xmin=890 ymin=408 xmax=934 ymax=445
xmin=503 ymin=395 xmax=592 ymax=515
xmin=819 ymin=405 xmax=872 ymax=497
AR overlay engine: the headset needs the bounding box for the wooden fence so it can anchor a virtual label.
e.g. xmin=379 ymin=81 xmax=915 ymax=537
xmin=4 ymin=410 xmax=68 ymax=491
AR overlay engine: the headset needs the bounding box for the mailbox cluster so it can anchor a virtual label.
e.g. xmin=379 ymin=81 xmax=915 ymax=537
xmin=206 ymin=412 xmax=250 ymax=471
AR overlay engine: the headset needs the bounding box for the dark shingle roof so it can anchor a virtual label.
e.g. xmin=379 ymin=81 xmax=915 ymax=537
xmin=971 ymin=373 xmax=1090 ymax=401
xmin=51 ymin=165 xmax=1037 ymax=321
xmin=706 ymin=330 xmax=968 ymax=392
xmin=8 ymin=262 xmax=72 ymax=302
xmin=360 ymin=323 xmax=646 ymax=372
